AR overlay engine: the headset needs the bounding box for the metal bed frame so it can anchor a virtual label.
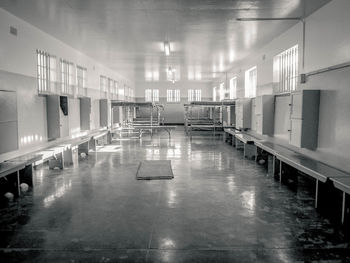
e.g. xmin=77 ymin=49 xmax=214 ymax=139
xmin=184 ymin=100 xmax=236 ymax=139
xmin=111 ymin=101 xmax=165 ymax=137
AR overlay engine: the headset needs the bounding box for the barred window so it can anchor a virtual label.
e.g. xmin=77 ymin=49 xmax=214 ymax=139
xmin=245 ymin=66 xmax=257 ymax=98
xmin=100 ymin=75 xmax=108 ymax=98
xmin=145 ymin=89 xmax=152 ymax=102
xmin=273 ymin=45 xmax=298 ymax=93
xmin=113 ymin=81 xmax=119 ymax=99
xmin=37 ymin=50 xmax=57 ymax=93
xmin=229 ymin=77 xmax=237 ymax=99
xmin=152 ymin=89 xmax=159 ymax=102
xmin=219 ymin=82 xmax=225 ymax=101
xmin=60 ymin=60 xmax=74 ymax=95
xmin=167 ymin=89 xmax=180 ymax=102
xmin=76 ymin=66 xmax=87 ymax=96
xmin=119 ymin=85 xmax=125 ymax=100
xmin=188 ymin=89 xmax=201 ymax=102
xmin=145 ymin=89 xmax=159 ymax=102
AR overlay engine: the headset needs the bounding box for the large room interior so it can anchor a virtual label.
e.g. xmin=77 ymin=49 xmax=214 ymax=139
xmin=1 ymin=0 xmax=350 ymax=262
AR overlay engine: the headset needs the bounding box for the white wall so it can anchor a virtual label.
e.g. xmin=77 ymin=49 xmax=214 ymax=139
xmin=220 ymin=0 xmax=350 ymax=171
xmin=135 ymin=81 xmax=212 ymax=124
xmin=0 ymin=8 xmax=133 ymax=162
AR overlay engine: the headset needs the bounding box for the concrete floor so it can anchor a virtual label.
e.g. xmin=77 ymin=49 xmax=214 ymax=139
xmin=1 ymin=127 xmax=350 ymax=262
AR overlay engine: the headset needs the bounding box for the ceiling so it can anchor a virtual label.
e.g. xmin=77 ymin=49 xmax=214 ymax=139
xmin=0 ymin=0 xmax=331 ymax=83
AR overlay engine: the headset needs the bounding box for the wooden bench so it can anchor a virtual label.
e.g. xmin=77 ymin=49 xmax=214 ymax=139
xmin=89 ymin=130 xmax=111 ymax=151
xmin=1 ymin=153 xmax=42 ymax=201
xmin=234 ymin=133 xmax=260 ymax=159
xmin=329 ymin=176 xmax=350 ymax=225
xmin=255 ymin=140 xmax=350 ymax=226
xmin=255 ymin=141 xmax=296 ymax=176
xmin=223 ymin=128 xmax=237 ymax=145
xmin=57 ymin=135 xmax=91 ymax=165
xmin=34 ymin=132 xmax=100 ymax=169
xmin=40 ymin=145 xmax=69 ymax=169
xmin=274 ymin=147 xmax=350 ymax=217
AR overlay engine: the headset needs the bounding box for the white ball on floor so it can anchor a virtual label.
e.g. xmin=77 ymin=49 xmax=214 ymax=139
xmin=258 ymin=159 xmax=266 ymax=165
xmin=4 ymin=192 xmax=14 ymax=201
xmin=80 ymin=152 xmax=86 ymax=158
xmin=20 ymin=183 xmax=29 ymax=193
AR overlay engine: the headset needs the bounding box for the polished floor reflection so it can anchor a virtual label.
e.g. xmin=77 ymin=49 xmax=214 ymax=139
xmin=1 ymin=128 xmax=350 ymax=262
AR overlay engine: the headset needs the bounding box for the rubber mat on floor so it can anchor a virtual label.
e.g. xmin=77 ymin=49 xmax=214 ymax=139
xmin=136 ymin=160 xmax=174 ymax=180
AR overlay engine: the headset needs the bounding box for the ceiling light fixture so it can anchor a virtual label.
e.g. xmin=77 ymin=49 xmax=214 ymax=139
xmin=164 ymin=41 xmax=171 ymax=56
xmin=236 ymin=17 xmax=301 ymax=21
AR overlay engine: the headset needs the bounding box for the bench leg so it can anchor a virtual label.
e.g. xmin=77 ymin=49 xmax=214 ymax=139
xmin=64 ymin=148 xmax=73 ymax=166
xmin=78 ymin=142 xmax=89 ymax=156
xmin=89 ymin=139 xmax=97 ymax=152
xmin=166 ymin=129 xmax=171 ymax=139
xmin=49 ymin=153 xmax=64 ymax=170
xmin=255 ymin=147 xmax=260 ymax=162
xmin=107 ymin=132 xmax=112 ymax=144
xmin=244 ymin=144 xmax=256 ymax=159
xmin=236 ymin=139 xmax=244 ymax=151
xmin=1 ymin=171 xmax=20 ymax=200
xmin=267 ymin=155 xmax=274 ymax=176
xmin=315 ymin=180 xmax=319 ymax=209
xmin=279 ymin=160 xmax=282 ymax=183
xmin=19 ymin=165 xmax=33 ymax=188
xmin=342 ymin=192 xmax=346 ymax=224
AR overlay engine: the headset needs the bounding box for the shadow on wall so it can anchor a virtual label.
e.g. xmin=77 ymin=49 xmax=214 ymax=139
xmin=318 ymin=90 xmax=336 ymax=149
xmin=303 ymin=66 xmax=350 ymax=168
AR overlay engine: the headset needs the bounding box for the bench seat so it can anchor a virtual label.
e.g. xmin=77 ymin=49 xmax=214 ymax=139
xmin=234 ymin=133 xmax=260 ymax=159
xmin=1 ymin=153 xmax=44 ymax=200
xmin=276 ymin=152 xmax=349 ymax=183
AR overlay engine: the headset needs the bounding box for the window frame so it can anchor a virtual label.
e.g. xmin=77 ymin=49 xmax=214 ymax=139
xmin=273 ymin=45 xmax=299 ymax=93
xmin=229 ymin=77 xmax=237 ymax=100
xmin=245 ymin=66 xmax=257 ymax=98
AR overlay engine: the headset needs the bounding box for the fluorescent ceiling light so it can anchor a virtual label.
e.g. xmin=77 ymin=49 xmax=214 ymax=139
xmin=236 ymin=17 xmax=301 ymax=21
xmin=164 ymin=41 xmax=170 ymax=56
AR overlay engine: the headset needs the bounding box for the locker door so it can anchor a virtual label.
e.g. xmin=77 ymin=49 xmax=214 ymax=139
xmin=59 ymin=109 xmax=69 ymax=138
xmin=255 ymin=96 xmax=263 ymax=115
xmin=256 ymin=115 xmax=263 ymax=134
xmin=291 ymin=93 xmax=302 ymax=119
xmin=290 ymin=119 xmax=302 ymax=147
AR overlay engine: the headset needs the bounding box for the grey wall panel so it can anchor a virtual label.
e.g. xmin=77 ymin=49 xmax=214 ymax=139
xmin=306 ymin=66 xmax=350 ymax=162
xmin=46 ymin=95 xmax=60 ymax=140
xmin=0 ymin=71 xmax=47 ymax=161
xmin=0 ymin=90 xmax=17 ymax=122
xmin=99 ymin=99 xmax=108 ymax=127
xmin=0 ymin=121 xmax=18 ymax=154
xmin=0 ymin=90 xmax=18 ymax=154
xmin=273 ymin=95 xmax=290 ymax=141
xmin=112 ymin=106 xmax=120 ymax=124
xmin=91 ymin=99 xmax=100 ymax=130
xmin=68 ymin=98 xmax=81 ymax=136
xmin=80 ymin=97 xmax=91 ymax=130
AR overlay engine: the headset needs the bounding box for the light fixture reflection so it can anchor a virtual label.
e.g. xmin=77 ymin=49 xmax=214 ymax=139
xmin=164 ymin=41 xmax=170 ymax=56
